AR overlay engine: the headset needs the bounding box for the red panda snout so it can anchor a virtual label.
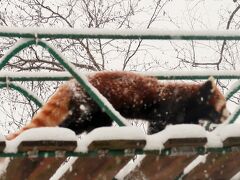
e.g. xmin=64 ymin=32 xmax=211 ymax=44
xmin=205 ymin=78 xmax=229 ymax=123
xmin=209 ymin=91 xmax=229 ymax=123
xmin=220 ymin=107 xmax=230 ymax=123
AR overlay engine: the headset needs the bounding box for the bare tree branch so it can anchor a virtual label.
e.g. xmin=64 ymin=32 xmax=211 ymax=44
xmin=217 ymin=4 xmax=240 ymax=69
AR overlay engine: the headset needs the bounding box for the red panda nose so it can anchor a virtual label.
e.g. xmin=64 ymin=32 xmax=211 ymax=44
xmin=220 ymin=108 xmax=230 ymax=123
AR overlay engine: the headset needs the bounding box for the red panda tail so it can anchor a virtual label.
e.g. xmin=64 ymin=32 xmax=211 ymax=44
xmin=6 ymin=81 xmax=74 ymax=140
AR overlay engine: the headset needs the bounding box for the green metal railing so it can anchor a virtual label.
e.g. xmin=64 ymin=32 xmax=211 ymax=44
xmin=0 ymin=28 xmax=240 ymax=128
xmin=0 ymin=82 xmax=43 ymax=107
xmin=1 ymin=38 xmax=129 ymax=126
xmin=0 ymin=146 xmax=238 ymax=158
xmin=1 ymin=27 xmax=240 ymax=40
xmin=1 ymin=28 xmax=240 ymax=180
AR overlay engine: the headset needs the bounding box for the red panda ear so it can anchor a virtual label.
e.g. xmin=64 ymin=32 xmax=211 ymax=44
xmin=208 ymin=76 xmax=217 ymax=92
xmin=198 ymin=77 xmax=216 ymax=103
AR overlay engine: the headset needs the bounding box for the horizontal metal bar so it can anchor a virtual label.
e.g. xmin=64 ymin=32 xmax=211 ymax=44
xmin=0 ymin=146 xmax=236 ymax=158
xmin=38 ymin=40 xmax=129 ymax=127
xmin=0 ymin=38 xmax=129 ymax=126
xmin=0 ymin=82 xmax=43 ymax=107
xmin=0 ymin=71 xmax=239 ymax=82
xmin=146 ymin=71 xmax=240 ymax=80
xmin=1 ymin=27 xmax=240 ymax=40
xmin=0 ymin=72 xmax=71 ymax=81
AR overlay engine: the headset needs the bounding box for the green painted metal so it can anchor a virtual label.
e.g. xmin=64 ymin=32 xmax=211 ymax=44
xmin=154 ymin=74 xmax=240 ymax=80
xmin=1 ymin=71 xmax=240 ymax=82
xmin=0 ymin=82 xmax=43 ymax=107
xmin=0 ymin=146 xmax=237 ymax=158
xmin=0 ymin=75 xmax=70 ymax=82
xmin=1 ymin=28 xmax=240 ymax=40
xmin=225 ymin=81 xmax=240 ymax=100
xmin=0 ymin=39 xmax=36 ymax=70
xmin=0 ymin=29 xmax=240 ymax=160
xmin=38 ymin=40 xmax=128 ymax=126
xmin=0 ymin=39 xmax=127 ymax=127
xmin=0 ymin=38 xmax=240 ymax=124
xmin=228 ymin=106 xmax=240 ymax=124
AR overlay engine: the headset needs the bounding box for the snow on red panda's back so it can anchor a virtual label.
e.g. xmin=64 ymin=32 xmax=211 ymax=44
xmin=6 ymin=71 xmax=229 ymax=140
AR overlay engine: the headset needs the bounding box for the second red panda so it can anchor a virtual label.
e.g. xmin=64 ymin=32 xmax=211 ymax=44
xmin=7 ymin=71 xmax=229 ymax=140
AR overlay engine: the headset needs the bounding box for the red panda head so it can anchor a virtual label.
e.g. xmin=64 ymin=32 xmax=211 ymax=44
xmin=197 ymin=77 xmax=229 ymax=124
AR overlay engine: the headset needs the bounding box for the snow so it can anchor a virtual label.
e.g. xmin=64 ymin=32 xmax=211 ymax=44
xmin=182 ymin=124 xmax=240 ymax=178
xmin=0 ymin=158 xmax=10 ymax=177
xmin=75 ymin=72 xmax=131 ymax=126
xmin=50 ymin=157 xmax=78 ymax=180
xmin=7 ymin=82 xmax=44 ymax=105
xmin=0 ymin=134 xmax=5 ymax=142
xmin=225 ymin=80 xmax=240 ymax=100
xmin=115 ymin=155 xmax=145 ymax=180
xmin=37 ymin=39 xmax=130 ymax=127
xmin=145 ymin=124 xmax=206 ymax=150
xmin=76 ymin=127 xmax=146 ymax=153
xmin=183 ymin=154 xmax=207 ymax=175
xmin=213 ymin=124 xmax=240 ymax=142
xmin=231 ymin=171 xmax=240 ymax=180
xmin=0 ymin=39 xmax=30 ymax=68
xmin=1 ymin=124 xmax=240 ymax=179
xmin=1 ymin=13 xmax=240 ymax=180
xmin=2 ymin=27 xmax=240 ymax=40
xmin=0 ymin=71 xmax=72 ymax=79
xmin=5 ymin=127 xmax=77 ymax=153
xmin=145 ymin=70 xmax=240 ymax=79
xmin=2 ymin=123 xmax=239 ymax=154
xmin=0 ymin=70 xmax=240 ymax=81
xmin=205 ymin=131 xmax=223 ymax=148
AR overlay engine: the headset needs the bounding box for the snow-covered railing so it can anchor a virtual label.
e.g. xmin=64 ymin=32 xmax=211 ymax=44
xmin=0 ymin=81 xmax=43 ymax=107
xmin=1 ymin=27 xmax=240 ymax=40
xmin=1 ymin=125 xmax=240 ymax=179
xmin=2 ymin=27 xmax=240 ymax=180
xmin=0 ymin=125 xmax=240 ymax=158
xmin=0 ymin=27 xmax=240 ymax=126
xmin=0 ymin=38 xmax=129 ymax=127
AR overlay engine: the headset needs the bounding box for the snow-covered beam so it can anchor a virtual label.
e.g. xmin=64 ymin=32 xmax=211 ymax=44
xmin=1 ymin=27 xmax=240 ymax=40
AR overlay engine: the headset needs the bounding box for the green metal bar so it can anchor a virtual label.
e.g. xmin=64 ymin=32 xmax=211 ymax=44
xmin=2 ymin=28 xmax=240 ymax=40
xmin=0 ymin=146 xmax=238 ymax=158
xmin=37 ymin=40 xmax=128 ymax=127
xmin=1 ymin=38 xmax=240 ymax=124
xmin=0 ymin=72 xmax=71 ymax=82
xmin=227 ymin=106 xmax=240 ymax=124
xmin=225 ymin=81 xmax=240 ymax=100
xmin=0 ymin=82 xmax=43 ymax=107
xmin=154 ymin=75 xmax=240 ymax=80
xmin=1 ymin=39 xmax=240 ymax=123
xmin=0 ymin=39 xmax=36 ymax=70
xmin=224 ymin=81 xmax=240 ymax=123
xmin=0 ymin=38 xmax=128 ymax=126
xmin=0 ymin=76 xmax=70 ymax=82
xmin=146 ymin=71 xmax=240 ymax=80
xmin=1 ymin=71 xmax=240 ymax=82
xmin=0 ymin=39 xmax=128 ymax=126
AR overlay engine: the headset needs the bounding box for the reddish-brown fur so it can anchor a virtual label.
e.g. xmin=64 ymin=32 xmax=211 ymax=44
xmin=7 ymin=82 xmax=73 ymax=140
xmin=6 ymin=71 xmax=228 ymax=140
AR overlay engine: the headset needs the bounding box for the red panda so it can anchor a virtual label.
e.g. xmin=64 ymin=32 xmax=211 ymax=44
xmin=6 ymin=71 xmax=229 ymax=140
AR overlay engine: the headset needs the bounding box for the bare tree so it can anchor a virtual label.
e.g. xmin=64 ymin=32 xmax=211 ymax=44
xmin=0 ymin=0 xmax=239 ymax=132
xmin=167 ymin=2 xmax=240 ymax=105
xmin=0 ymin=0 xmax=171 ymax=132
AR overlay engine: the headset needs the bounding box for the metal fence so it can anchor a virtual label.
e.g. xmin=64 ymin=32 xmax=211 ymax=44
xmin=0 ymin=27 xmax=240 ymax=126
